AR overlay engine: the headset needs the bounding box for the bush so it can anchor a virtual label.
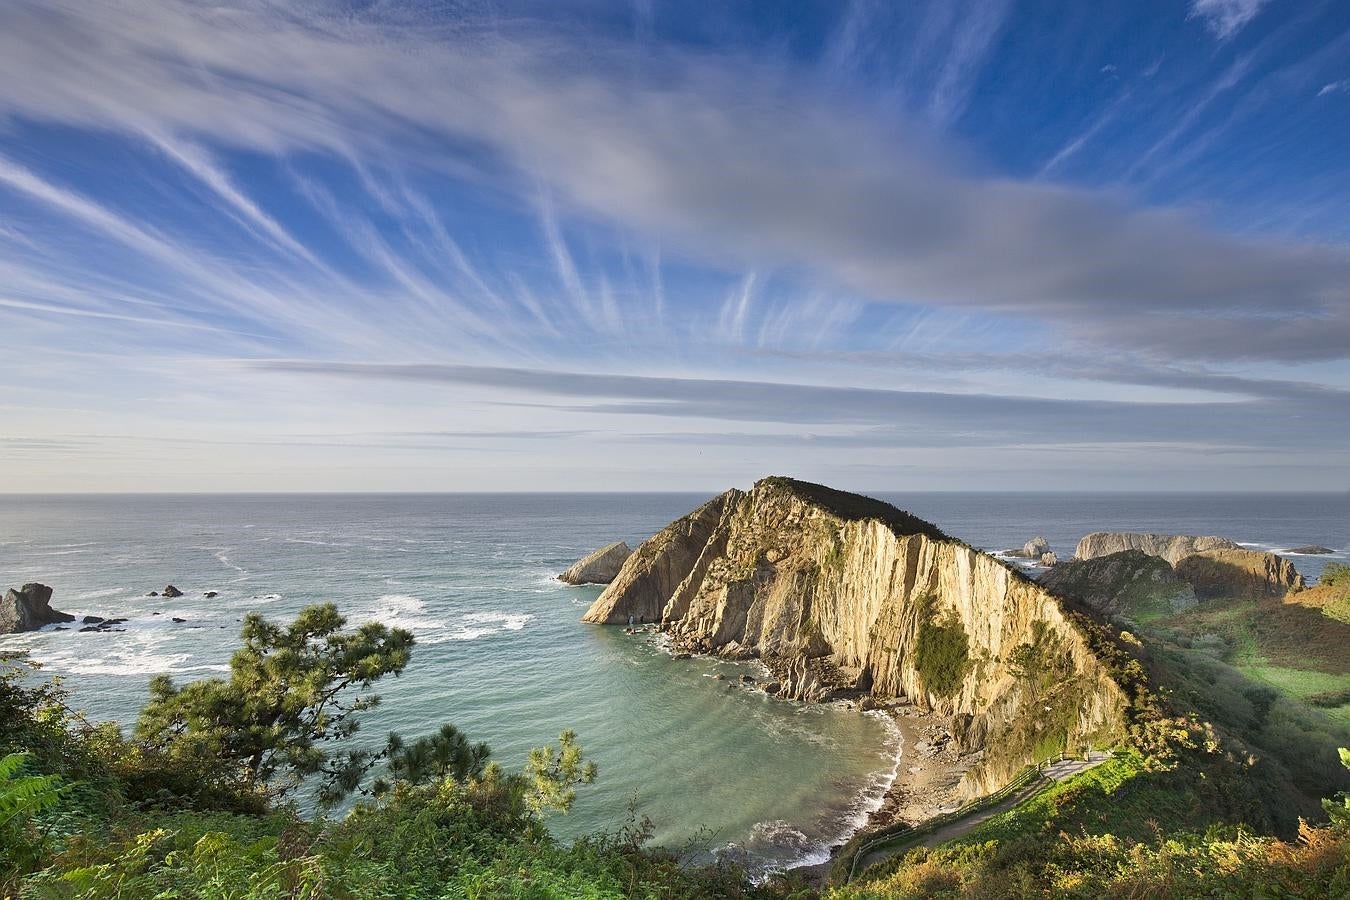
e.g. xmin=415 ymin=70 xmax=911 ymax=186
xmin=914 ymin=595 xmax=970 ymax=699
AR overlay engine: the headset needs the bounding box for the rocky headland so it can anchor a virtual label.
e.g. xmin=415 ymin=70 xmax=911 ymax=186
xmin=583 ymin=477 xmax=1130 ymax=802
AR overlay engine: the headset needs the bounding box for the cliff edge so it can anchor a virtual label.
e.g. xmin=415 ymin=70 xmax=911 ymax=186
xmin=583 ymin=477 xmax=1130 ymax=798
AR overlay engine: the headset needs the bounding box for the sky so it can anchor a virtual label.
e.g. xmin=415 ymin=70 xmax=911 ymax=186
xmin=1 ymin=0 xmax=1348 ymax=493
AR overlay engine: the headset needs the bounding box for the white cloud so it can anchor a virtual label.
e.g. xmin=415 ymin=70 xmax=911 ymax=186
xmin=1318 ymin=80 xmax=1349 ymax=96
xmin=1188 ymin=0 xmax=1271 ymax=41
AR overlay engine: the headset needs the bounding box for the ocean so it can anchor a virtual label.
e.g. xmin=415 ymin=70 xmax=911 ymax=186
xmin=0 ymin=491 xmax=1344 ymax=873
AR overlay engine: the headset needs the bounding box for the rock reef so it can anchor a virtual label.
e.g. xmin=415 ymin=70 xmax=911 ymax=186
xmin=583 ymin=477 xmax=1129 ymax=798
xmin=1075 ymin=531 xmax=1240 ymax=565
xmin=1 ymin=583 xmax=74 ymax=635
xmin=558 ymin=541 xmax=633 ymax=585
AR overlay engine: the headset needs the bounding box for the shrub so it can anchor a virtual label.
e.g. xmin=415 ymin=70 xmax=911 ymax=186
xmin=914 ymin=595 xmax=970 ymax=699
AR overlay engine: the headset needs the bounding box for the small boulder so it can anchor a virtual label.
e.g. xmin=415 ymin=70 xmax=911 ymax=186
xmin=161 ymin=585 xmax=184 ymax=598
xmin=558 ymin=542 xmax=633 ymax=585
xmin=203 ymin=590 xmax=218 ymax=598
xmin=82 ymin=615 xmax=105 ymax=625
xmin=146 ymin=591 xmax=159 ymax=597
xmin=1 ymin=583 xmax=75 ymax=635
xmin=171 ymin=617 xmax=187 ymax=623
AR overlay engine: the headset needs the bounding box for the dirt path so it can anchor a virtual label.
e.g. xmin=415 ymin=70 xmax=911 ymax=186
xmin=852 ymin=751 xmax=1112 ymax=877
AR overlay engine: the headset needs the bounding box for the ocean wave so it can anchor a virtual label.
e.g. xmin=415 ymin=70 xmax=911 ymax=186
xmin=70 ymin=587 xmax=126 ymax=601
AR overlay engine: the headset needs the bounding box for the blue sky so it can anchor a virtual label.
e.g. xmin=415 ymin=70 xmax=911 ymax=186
xmin=1 ymin=0 xmax=1348 ymax=492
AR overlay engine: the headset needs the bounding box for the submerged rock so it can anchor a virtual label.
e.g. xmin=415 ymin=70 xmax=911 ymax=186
xmin=1 ymin=583 xmax=75 ymax=635
xmin=582 ymin=476 xmax=1129 ymax=799
xmin=1075 ymin=532 xmax=1240 ymax=565
xmin=1174 ymin=548 xmax=1306 ymax=600
xmin=203 ymin=590 xmax=218 ymax=598
xmin=558 ymin=541 xmax=633 ymax=585
xmin=1041 ymin=550 xmax=1196 ymax=619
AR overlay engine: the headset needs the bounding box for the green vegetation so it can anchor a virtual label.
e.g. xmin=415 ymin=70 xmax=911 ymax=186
xmin=0 ymin=606 xmax=780 ymax=899
xmin=912 ymin=595 xmax=969 ymax=699
xmin=833 ymin=749 xmax=1350 ymax=898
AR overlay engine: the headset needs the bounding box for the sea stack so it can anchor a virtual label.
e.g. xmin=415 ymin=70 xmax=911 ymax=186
xmin=582 ymin=477 xmax=1129 ymax=799
xmin=558 ymin=541 xmax=633 ymax=585
xmin=1 ymin=583 xmax=75 ymax=635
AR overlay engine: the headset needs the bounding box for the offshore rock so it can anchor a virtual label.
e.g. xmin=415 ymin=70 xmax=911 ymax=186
xmin=1075 ymin=531 xmax=1241 ymax=565
xmin=1 ymin=583 xmax=75 ymax=635
xmin=1174 ymin=548 xmax=1306 ymax=600
xmin=558 ymin=541 xmax=633 ymax=585
xmin=1285 ymin=545 xmax=1333 ymax=555
xmin=1041 ymin=550 xmax=1196 ymax=619
xmin=1010 ymin=536 xmax=1051 ymax=558
xmin=583 ymin=477 xmax=1129 ymax=798
xmin=162 ymin=585 xmax=184 ymax=598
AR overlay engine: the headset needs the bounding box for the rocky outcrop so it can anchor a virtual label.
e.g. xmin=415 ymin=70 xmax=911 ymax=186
xmin=583 ymin=477 xmax=1129 ymax=798
xmin=1 ymin=583 xmax=74 ymax=635
xmin=1041 ymin=550 xmax=1196 ymax=619
xmin=582 ymin=492 xmax=740 ymax=624
xmin=558 ymin=541 xmax=633 ymax=585
xmin=1285 ymin=545 xmax=1333 ymax=555
xmin=1039 ymin=552 xmax=1058 ymax=567
xmin=1075 ymin=532 xmax=1240 ymax=565
xmin=1009 ymin=536 xmax=1051 ymax=558
xmin=162 ymin=585 xmax=184 ymax=598
xmin=1174 ymin=548 xmax=1306 ymax=600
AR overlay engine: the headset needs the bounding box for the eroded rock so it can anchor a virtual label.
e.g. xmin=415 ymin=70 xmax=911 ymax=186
xmin=558 ymin=541 xmax=633 ymax=585
xmin=1174 ymin=548 xmax=1306 ymax=600
xmin=1041 ymin=549 xmax=1196 ymax=618
xmin=1 ymin=583 xmax=74 ymax=635
xmin=1075 ymin=532 xmax=1240 ymax=565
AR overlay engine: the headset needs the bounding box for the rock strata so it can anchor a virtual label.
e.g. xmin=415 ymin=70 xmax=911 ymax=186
xmin=582 ymin=492 xmax=739 ymax=624
xmin=1 ymin=583 xmax=75 ymax=635
xmin=558 ymin=541 xmax=633 ymax=585
xmin=1074 ymin=532 xmax=1240 ymax=565
xmin=583 ymin=477 xmax=1128 ymax=798
xmin=1174 ymin=548 xmax=1306 ymax=600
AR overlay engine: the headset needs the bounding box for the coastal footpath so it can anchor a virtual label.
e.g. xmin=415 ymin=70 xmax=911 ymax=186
xmin=583 ymin=477 xmax=1131 ymax=800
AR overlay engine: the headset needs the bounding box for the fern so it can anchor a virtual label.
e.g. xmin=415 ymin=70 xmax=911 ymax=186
xmin=0 ymin=751 xmax=68 ymax=829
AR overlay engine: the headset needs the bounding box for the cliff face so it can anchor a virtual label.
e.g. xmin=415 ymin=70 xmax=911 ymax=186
xmin=1075 ymin=532 xmax=1240 ymax=565
xmin=582 ymin=492 xmax=740 ymax=624
xmin=583 ymin=478 xmax=1129 ymax=797
xmin=1174 ymin=548 xmax=1306 ymax=599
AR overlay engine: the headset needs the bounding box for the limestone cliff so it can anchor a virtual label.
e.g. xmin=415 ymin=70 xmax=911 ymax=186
xmin=1075 ymin=531 xmax=1240 ymax=565
xmin=583 ymin=478 xmax=1130 ymax=798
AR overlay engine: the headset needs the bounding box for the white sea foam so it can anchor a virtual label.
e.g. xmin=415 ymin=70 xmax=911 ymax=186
xmin=70 ymin=587 xmax=125 ymax=601
xmin=448 ymin=612 xmax=534 ymax=641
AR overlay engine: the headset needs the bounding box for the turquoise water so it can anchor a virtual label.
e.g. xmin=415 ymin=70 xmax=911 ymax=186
xmin=0 ymin=491 xmax=1343 ymax=871
xmin=0 ymin=493 xmax=897 ymax=872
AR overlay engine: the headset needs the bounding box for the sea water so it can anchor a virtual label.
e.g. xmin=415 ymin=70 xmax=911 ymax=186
xmin=0 ymin=491 xmax=1343 ymax=872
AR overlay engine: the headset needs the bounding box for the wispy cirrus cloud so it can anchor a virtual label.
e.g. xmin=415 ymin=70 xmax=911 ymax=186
xmin=0 ymin=1 xmax=1345 ymax=364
